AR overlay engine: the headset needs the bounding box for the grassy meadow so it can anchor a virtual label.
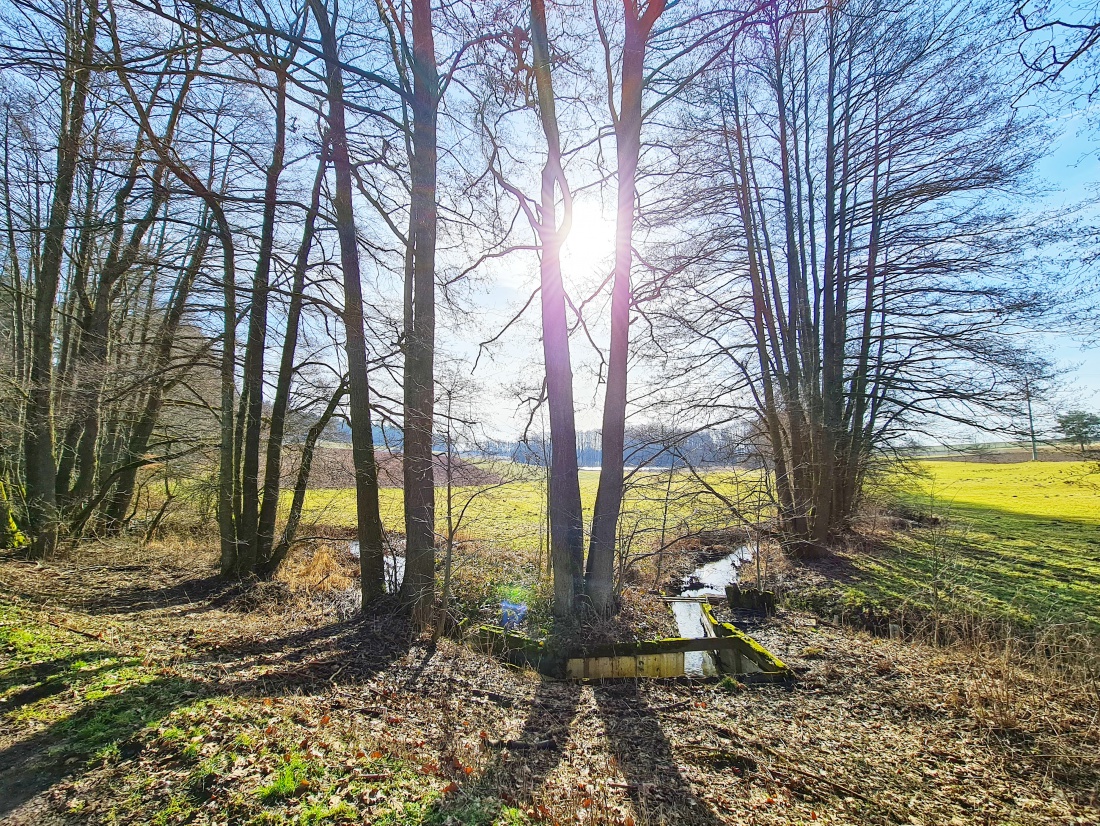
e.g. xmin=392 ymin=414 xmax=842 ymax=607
xmin=293 ymin=468 xmax=759 ymax=550
xmin=848 ymin=460 xmax=1100 ymax=629
xmin=292 ymin=458 xmax=1100 ymax=631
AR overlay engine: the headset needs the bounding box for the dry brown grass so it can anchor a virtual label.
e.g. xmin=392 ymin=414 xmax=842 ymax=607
xmin=44 ymin=529 xmax=221 ymax=570
xmin=276 ymin=542 xmax=355 ymax=595
xmin=933 ymin=624 xmax=1100 ymax=786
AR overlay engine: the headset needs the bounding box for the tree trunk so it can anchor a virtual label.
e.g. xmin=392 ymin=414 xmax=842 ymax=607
xmin=238 ymin=67 xmax=288 ymax=575
xmin=530 ymin=0 xmax=584 ymax=616
xmin=64 ymin=161 xmax=170 ymax=516
xmin=23 ymin=0 xmax=98 ymax=557
xmin=400 ymin=0 xmax=439 ymax=625
xmin=0 ymin=481 xmax=20 ymax=549
xmin=215 ymin=200 xmax=239 ymax=576
xmin=255 ymin=144 xmax=326 ymax=570
xmin=310 ymin=0 xmax=387 ymax=604
xmin=261 ymin=381 xmax=347 ymax=578
xmin=587 ymin=0 xmax=665 ymax=614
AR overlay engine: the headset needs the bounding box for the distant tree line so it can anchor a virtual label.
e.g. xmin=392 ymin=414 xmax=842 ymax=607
xmin=489 ymin=426 xmax=757 ymax=469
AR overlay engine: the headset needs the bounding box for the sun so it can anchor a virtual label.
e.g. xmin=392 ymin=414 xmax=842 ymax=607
xmin=559 ymin=198 xmax=616 ymax=292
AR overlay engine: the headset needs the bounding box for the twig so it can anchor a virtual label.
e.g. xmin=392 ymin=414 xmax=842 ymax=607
xmin=487 ymin=737 xmax=557 ymax=751
xmin=39 ymin=615 xmax=108 ymax=642
xmin=355 ymin=772 xmax=391 ymax=781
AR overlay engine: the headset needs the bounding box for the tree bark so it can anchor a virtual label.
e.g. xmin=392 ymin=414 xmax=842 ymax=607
xmin=238 ymin=65 xmax=288 ymax=575
xmin=254 ymin=144 xmax=326 ymax=571
xmin=23 ymin=0 xmax=98 ymax=557
xmin=587 ymin=0 xmax=666 ymax=614
xmin=530 ymin=0 xmax=584 ymax=616
xmin=310 ymin=0 xmax=387 ymax=603
xmin=261 ymin=380 xmax=347 ymax=578
xmin=400 ymin=0 xmax=439 ymax=624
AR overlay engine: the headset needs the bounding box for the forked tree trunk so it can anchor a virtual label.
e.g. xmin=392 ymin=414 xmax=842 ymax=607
xmin=24 ymin=0 xmax=98 ymax=557
xmin=58 ymin=54 xmax=192 ymax=517
xmin=261 ymin=381 xmax=347 ymax=578
xmin=531 ymin=0 xmax=585 ymax=616
xmin=238 ymin=66 xmax=288 ymax=575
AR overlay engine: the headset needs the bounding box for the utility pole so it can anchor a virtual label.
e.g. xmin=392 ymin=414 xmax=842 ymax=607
xmin=1025 ymin=377 xmax=1038 ymax=461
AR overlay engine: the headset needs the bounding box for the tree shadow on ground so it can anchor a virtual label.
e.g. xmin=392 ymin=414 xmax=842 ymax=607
xmin=415 ymin=676 xmax=724 ymax=825
xmin=0 ymin=610 xmax=416 ymax=818
xmin=407 ymin=675 xmax=581 ymax=824
xmin=0 ymin=672 xmax=206 ymax=817
xmin=84 ymin=573 xmax=232 ymax=614
xmin=594 ymin=681 xmax=724 ymax=825
xmin=0 ymin=565 xmax=234 ymax=617
xmin=0 ymin=650 xmax=119 ymax=715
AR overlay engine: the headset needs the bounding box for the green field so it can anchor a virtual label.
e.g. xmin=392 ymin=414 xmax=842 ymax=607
xmin=295 ymin=468 xmax=758 ymax=550
xmin=295 ymin=460 xmax=1100 ymax=630
xmin=856 ymin=461 xmax=1100 ymax=629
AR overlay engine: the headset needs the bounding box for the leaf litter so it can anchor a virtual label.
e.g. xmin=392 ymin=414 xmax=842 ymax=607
xmin=0 ymin=551 xmax=1096 ymax=825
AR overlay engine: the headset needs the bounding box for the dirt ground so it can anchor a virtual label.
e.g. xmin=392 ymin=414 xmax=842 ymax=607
xmin=0 ymin=547 xmax=1097 ymax=826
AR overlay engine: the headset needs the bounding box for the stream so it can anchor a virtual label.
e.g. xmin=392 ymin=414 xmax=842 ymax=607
xmin=349 ymin=540 xmax=749 ymax=675
xmin=671 ymin=546 xmax=753 ymax=676
xmin=349 ymin=542 xmax=405 ymax=594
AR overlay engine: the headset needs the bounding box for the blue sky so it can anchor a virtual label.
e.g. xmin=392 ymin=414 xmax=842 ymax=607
xmin=1034 ymin=107 xmax=1100 ymax=418
xmin=459 ymin=76 xmax=1100 ymax=442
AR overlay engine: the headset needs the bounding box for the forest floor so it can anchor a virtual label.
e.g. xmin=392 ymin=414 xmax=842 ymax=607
xmin=1 ymin=537 xmax=1097 ymax=826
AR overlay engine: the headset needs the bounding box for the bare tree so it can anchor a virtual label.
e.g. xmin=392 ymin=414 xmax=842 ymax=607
xmin=482 ymin=0 xmax=586 ymax=616
xmin=310 ymin=0 xmax=388 ymax=602
xmin=586 ymin=0 xmax=668 ymax=614
xmin=19 ymin=0 xmax=98 ymax=557
xmin=653 ymin=0 xmax=1056 ymax=550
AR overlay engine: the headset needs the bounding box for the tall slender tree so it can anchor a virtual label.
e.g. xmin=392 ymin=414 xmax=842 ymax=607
xmin=587 ymin=0 xmax=667 ymax=613
xmin=22 ymin=0 xmax=98 ymax=557
xmin=400 ymin=0 xmax=441 ymax=623
xmin=310 ymin=0 xmax=388 ymax=602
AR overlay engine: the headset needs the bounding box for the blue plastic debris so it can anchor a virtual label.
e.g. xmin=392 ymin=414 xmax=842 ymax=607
xmin=500 ymin=600 xmax=528 ymax=629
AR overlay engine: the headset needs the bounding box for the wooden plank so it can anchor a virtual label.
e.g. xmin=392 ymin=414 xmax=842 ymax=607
xmin=475 ymin=621 xmax=791 ymax=680
xmin=565 ymin=652 xmax=684 ymax=679
xmin=573 ymin=635 xmax=770 ymax=658
xmin=701 ymin=604 xmax=791 ymax=678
